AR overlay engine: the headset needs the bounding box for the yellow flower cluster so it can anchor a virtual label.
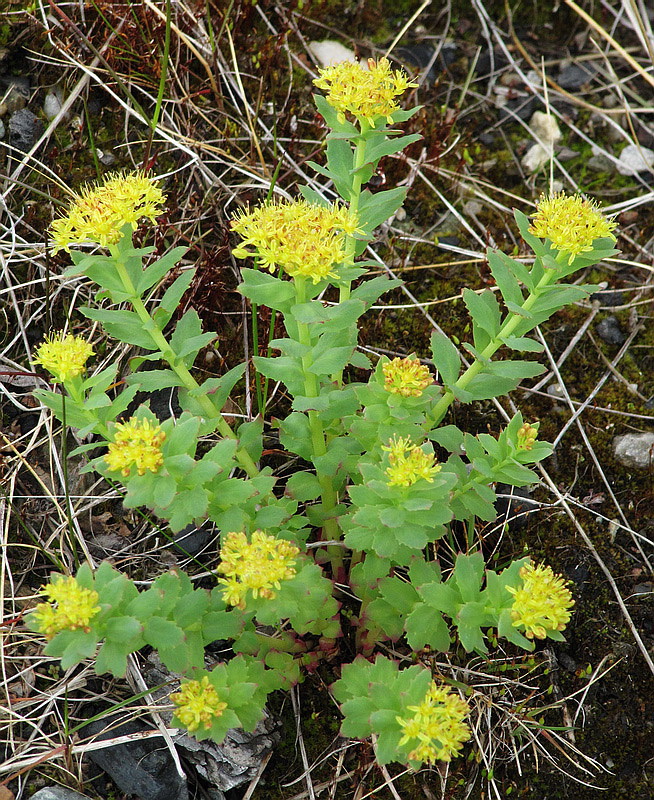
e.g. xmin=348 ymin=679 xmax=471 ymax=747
xmin=170 ymin=676 xmax=227 ymax=732
xmin=528 ymin=192 xmax=617 ymax=266
xmin=217 ymin=530 xmax=300 ymax=609
xmin=382 ymin=356 xmax=433 ymax=397
xmin=516 ymin=422 xmax=538 ymax=451
xmin=50 ymin=171 xmax=166 ymax=253
xmin=104 ymin=417 xmax=166 ymax=477
xmin=34 ymin=332 xmax=94 ymax=382
xmin=397 ymin=681 xmax=471 ymax=764
xmin=507 ymin=562 xmax=574 ymax=640
xmin=383 ymin=436 xmax=441 ymax=487
xmin=231 ymin=199 xmax=359 ymax=284
xmin=32 ymin=575 xmax=101 ymax=639
xmin=313 ymin=57 xmax=418 ymax=126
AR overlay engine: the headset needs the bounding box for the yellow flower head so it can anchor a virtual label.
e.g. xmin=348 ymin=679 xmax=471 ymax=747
xmin=34 ymin=332 xmax=94 ymax=382
xmin=507 ymin=562 xmax=574 ymax=640
xmin=50 ymin=171 xmax=166 ymax=253
xmin=397 ymin=681 xmax=471 ymax=764
xmin=313 ymin=57 xmax=418 ymax=126
xmin=104 ymin=417 xmax=166 ymax=477
xmin=32 ymin=575 xmax=101 ymax=639
xmin=516 ymin=422 xmax=538 ymax=451
xmin=170 ymin=676 xmax=227 ymax=732
xmin=383 ymin=436 xmax=441 ymax=487
xmin=528 ymin=192 xmax=617 ymax=265
xmin=231 ymin=199 xmax=359 ymax=284
xmin=217 ymin=530 xmax=300 ymax=609
xmin=383 ymin=356 xmax=433 ymax=397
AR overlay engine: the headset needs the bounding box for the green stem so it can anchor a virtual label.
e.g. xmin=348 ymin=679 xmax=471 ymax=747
xmin=338 ymin=131 xmax=368 ymax=305
xmin=431 ymin=259 xmax=562 ymax=425
xmin=294 ymin=278 xmax=343 ymax=575
xmin=111 ymin=246 xmax=259 ymax=478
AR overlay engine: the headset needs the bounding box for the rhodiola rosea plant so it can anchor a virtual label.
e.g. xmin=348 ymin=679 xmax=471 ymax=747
xmin=27 ymin=56 xmax=618 ymax=769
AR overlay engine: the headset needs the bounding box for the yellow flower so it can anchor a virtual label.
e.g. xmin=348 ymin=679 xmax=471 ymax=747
xmin=516 ymin=422 xmax=538 ymax=451
xmin=313 ymin=57 xmax=418 ymax=126
xmin=231 ymin=199 xmax=359 ymax=284
xmin=217 ymin=530 xmax=300 ymax=609
xmin=34 ymin=332 xmax=94 ymax=382
xmin=32 ymin=575 xmax=101 ymax=639
xmin=528 ymin=192 xmax=617 ymax=265
xmin=507 ymin=562 xmax=574 ymax=640
xmin=50 ymin=171 xmax=166 ymax=253
xmin=397 ymin=681 xmax=471 ymax=764
xmin=383 ymin=356 xmax=432 ymax=397
xmin=104 ymin=417 xmax=166 ymax=477
xmin=170 ymin=676 xmax=227 ymax=732
xmin=383 ymin=436 xmax=441 ymax=487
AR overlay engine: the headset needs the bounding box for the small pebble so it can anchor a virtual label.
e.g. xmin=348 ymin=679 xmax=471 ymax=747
xmin=43 ymin=90 xmax=63 ymax=120
xmin=616 ymin=143 xmax=654 ymax=176
xmin=596 ymin=315 xmax=626 ymax=345
xmin=547 ymin=382 xmax=566 ymax=399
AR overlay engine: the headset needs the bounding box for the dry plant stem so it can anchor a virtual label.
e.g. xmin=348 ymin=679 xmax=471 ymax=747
xmin=295 ymin=278 xmax=343 ymax=574
xmin=431 ymin=254 xmax=563 ymax=425
xmin=109 ymin=247 xmax=259 ymax=478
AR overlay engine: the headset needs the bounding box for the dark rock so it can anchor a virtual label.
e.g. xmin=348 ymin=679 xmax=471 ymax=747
xmin=494 ymin=485 xmax=536 ymax=531
xmin=477 ymin=130 xmax=496 ymax=146
xmin=82 ymin=715 xmax=188 ymax=800
xmin=437 ymin=235 xmax=460 ymax=248
xmin=596 ymin=315 xmax=626 ymax=345
xmin=590 ymin=290 xmax=624 ymax=307
xmin=29 ymin=788 xmax=92 ymax=800
xmin=8 ymin=107 xmax=43 ymax=152
xmin=172 ymin=523 xmax=216 ymax=557
xmin=498 ymin=95 xmax=540 ymax=123
xmin=475 ymin=48 xmax=510 ymax=80
xmin=0 ymin=75 xmax=30 ymax=113
xmin=557 ymin=62 xmax=598 ymax=90
xmin=395 ymin=42 xmax=456 ymax=83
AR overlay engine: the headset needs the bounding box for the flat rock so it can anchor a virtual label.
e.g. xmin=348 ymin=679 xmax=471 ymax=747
xmin=83 ymin=715 xmax=188 ymax=800
xmin=613 ymin=433 xmax=654 ymax=469
xmin=557 ymin=61 xmax=598 ymax=90
xmin=29 ymin=789 xmax=92 ymax=800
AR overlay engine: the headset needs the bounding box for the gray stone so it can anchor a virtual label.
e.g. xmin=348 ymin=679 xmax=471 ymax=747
xmin=29 ymin=788 xmax=92 ymax=800
xmin=83 ymin=715 xmax=188 ymax=800
xmin=613 ymin=433 xmax=654 ymax=469
xmin=586 ymin=153 xmax=615 ymax=173
xmin=144 ymin=654 xmax=280 ymax=793
xmin=8 ymin=107 xmax=43 ymax=152
xmin=557 ymin=62 xmax=597 ymax=90
xmin=616 ymin=143 xmax=654 ymax=176
xmin=596 ymin=315 xmax=626 ymax=345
